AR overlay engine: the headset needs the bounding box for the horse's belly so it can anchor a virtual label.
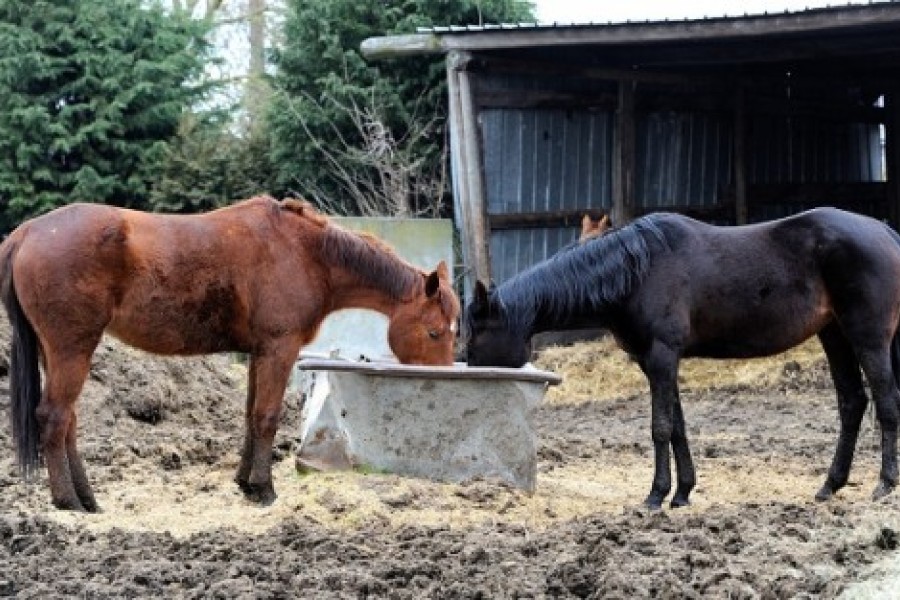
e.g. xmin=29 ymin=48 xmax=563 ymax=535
xmin=107 ymin=290 xmax=251 ymax=355
xmin=687 ymin=288 xmax=832 ymax=359
xmin=107 ymin=312 xmax=247 ymax=355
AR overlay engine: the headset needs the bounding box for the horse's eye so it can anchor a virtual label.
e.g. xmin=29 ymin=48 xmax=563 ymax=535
xmin=428 ymin=330 xmax=440 ymax=339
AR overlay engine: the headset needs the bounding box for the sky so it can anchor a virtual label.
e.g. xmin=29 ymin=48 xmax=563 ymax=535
xmin=531 ymin=0 xmax=870 ymax=24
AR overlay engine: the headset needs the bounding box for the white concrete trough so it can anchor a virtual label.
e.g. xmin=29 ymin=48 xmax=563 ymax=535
xmin=294 ymin=358 xmax=562 ymax=492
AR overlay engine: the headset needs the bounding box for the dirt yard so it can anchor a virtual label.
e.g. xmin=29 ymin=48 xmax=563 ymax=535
xmin=2 ymin=315 xmax=900 ymax=598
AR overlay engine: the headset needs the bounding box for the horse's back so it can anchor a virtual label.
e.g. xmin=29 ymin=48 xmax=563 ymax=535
xmin=637 ymin=207 xmax=900 ymax=358
xmin=4 ymin=198 xmax=317 ymax=355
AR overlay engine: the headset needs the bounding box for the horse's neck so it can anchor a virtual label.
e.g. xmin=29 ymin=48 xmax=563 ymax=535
xmin=531 ymin=303 xmax=609 ymax=334
xmin=327 ymin=267 xmax=419 ymax=317
xmin=508 ymin=285 xmax=612 ymax=336
xmin=316 ymin=224 xmax=422 ymax=317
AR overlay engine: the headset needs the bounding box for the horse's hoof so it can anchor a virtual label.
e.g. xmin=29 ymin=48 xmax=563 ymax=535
xmin=243 ymin=483 xmax=277 ymax=506
xmin=52 ymin=498 xmax=86 ymax=512
xmin=814 ymin=485 xmax=834 ymax=502
xmin=670 ymin=495 xmax=690 ymax=508
xmin=872 ymin=480 xmax=896 ymax=501
xmin=643 ymin=495 xmax=664 ymax=511
xmin=80 ymin=497 xmax=101 ymax=513
xmin=235 ymin=477 xmax=252 ymax=494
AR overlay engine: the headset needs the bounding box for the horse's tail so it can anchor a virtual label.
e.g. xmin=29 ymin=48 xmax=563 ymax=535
xmin=0 ymin=235 xmax=42 ymax=479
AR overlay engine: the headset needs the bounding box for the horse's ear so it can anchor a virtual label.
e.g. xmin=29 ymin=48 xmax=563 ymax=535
xmin=424 ymin=269 xmax=441 ymax=298
xmin=599 ymin=215 xmax=610 ymax=228
xmin=581 ymin=214 xmax=592 ymax=233
xmin=436 ymin=260 xmax=450 ymax=281
xmin=472 ymin=280 xmax=490 ymax=314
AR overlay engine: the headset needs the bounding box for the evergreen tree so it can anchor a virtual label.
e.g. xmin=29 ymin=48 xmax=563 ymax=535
xmin=0 ymin=0 xmax=214 ymax=228
xmin=268 ymin=0 xmax=534 ymax=216
xmin=149 ymin=115 xmax=276 ymax=213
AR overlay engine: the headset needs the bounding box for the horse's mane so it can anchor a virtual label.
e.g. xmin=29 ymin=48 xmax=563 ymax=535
xmin=494 ymin=214 xmax=670 ymax=333
xmin=318 ymin=225 xmax=421 ymax=300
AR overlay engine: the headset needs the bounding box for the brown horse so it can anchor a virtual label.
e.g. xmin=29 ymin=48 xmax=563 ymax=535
xmin=0 ymin=196 xmax=460 ymax=511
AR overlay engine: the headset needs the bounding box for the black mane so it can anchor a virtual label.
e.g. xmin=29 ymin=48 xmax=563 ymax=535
xmin=491 ymin=214 xmax=670 ymax=334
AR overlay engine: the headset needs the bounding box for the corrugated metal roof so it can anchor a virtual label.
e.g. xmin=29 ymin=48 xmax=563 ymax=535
xmin=415 ymin=2 xmax=885 ymax=34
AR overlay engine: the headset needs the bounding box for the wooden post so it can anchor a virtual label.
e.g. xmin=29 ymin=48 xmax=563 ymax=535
xmin=734 ymin=83 xmax=749 ymax=225
xmin=613 ymin=79 xmax=636 ymax=224
xmin=885 ymin=90 xmax=900 ymax=228
xmin=447 ymin=51 xmax=491 ymax=293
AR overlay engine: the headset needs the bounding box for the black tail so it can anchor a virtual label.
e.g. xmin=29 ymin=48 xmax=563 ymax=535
xmin=0 ymin=241 xmax=41 ymax=479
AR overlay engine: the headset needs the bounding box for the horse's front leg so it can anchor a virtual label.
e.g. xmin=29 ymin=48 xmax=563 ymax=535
xmin=239 ymin=339 xmax=302 ymax=505
xmin=639 ymin=342 xmax=692 ymax=509
xmin=235 ymin=358 xmax=258 ymax=495
xmin=669 ymin=395 xmax=696 ymax=507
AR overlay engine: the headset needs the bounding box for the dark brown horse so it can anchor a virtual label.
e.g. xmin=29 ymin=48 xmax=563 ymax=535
xmin=0 ymin=196 xmax=460 ymax=511
xmin=464 ymin=208 xmax=900 ymax=509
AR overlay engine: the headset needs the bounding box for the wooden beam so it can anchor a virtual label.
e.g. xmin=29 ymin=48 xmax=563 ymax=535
xmin=446 ymin=51 xmax=491 ymax=290
xmin=612 ymin=79 xmax=636 ymax=224
xmin=445 ymin=52 xmax=472 ymax=291
xmin=734 ymin=84 xmax=748 ymax=225
xmin=360 ymin=33 xmax=442 ymax=60
xmin=488 ymin=209 xmax=611 ymax=231
xmin=886 ymin=90 xmax=900 ymax=228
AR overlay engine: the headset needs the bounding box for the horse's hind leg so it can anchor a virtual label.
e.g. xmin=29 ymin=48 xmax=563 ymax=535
xmin=815 ymin=323 xmax=869 ymax=501
xmin=39 ymin=352 xmax=95 ymax=511
xmin=856 ymin=347 xmax=900 ymax=500
xmin=66 ymin=413 xmax=98 ymax=511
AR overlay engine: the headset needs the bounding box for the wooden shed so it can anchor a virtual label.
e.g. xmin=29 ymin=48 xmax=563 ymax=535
xmin=363 ymin=3 xmax=900 ymax=289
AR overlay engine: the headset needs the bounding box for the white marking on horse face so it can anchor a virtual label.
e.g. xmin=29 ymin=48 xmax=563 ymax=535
xmin=449 ymin=320 xmax=457 ymax=334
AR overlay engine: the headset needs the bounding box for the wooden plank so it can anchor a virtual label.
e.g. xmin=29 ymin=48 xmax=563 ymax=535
xmin=488 ymin=209 xmax=610 ymax=230
xmin=747 ymin=182 xmax=888 ymax=206
xmin=476 ymin=89 xmax=617 ymax=110
xmin=886 ymin=90 xmax=900 ymax=228
xmin=360 ymin=33 xmax=441 ymax=60
xmin=445 ymin=52 xmax=476 ymax=292
xmin=612 ymin=79 xmax=636 ymax=224
xmin=734 ymin=84 xmax=748 ymax=224
xmin=457 ymin=60 xmax=492 ymax=285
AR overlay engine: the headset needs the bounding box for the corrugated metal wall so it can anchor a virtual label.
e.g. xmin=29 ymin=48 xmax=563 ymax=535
xmin=476 ymin=90 xmax=884 ymax=283
xmin=636 ymin=111 xmax=733 ymax=212
xmin=749 ymin=117 xmax=882 ymax=184
xmin=481 ymin=107 xmax=613 ymax=283
xmin=747 ymin=116 xmax=884 ymax=220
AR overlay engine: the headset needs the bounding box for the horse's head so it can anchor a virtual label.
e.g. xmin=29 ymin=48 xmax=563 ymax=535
xmin=387 ymin=260 xmax=459 ymax=366
xmin=463 ymin=280 xmax=531 ymax=368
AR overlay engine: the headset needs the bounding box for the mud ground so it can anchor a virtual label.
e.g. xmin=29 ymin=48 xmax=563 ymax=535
xmin=2 ymin=317 xmax=900 ymax=598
